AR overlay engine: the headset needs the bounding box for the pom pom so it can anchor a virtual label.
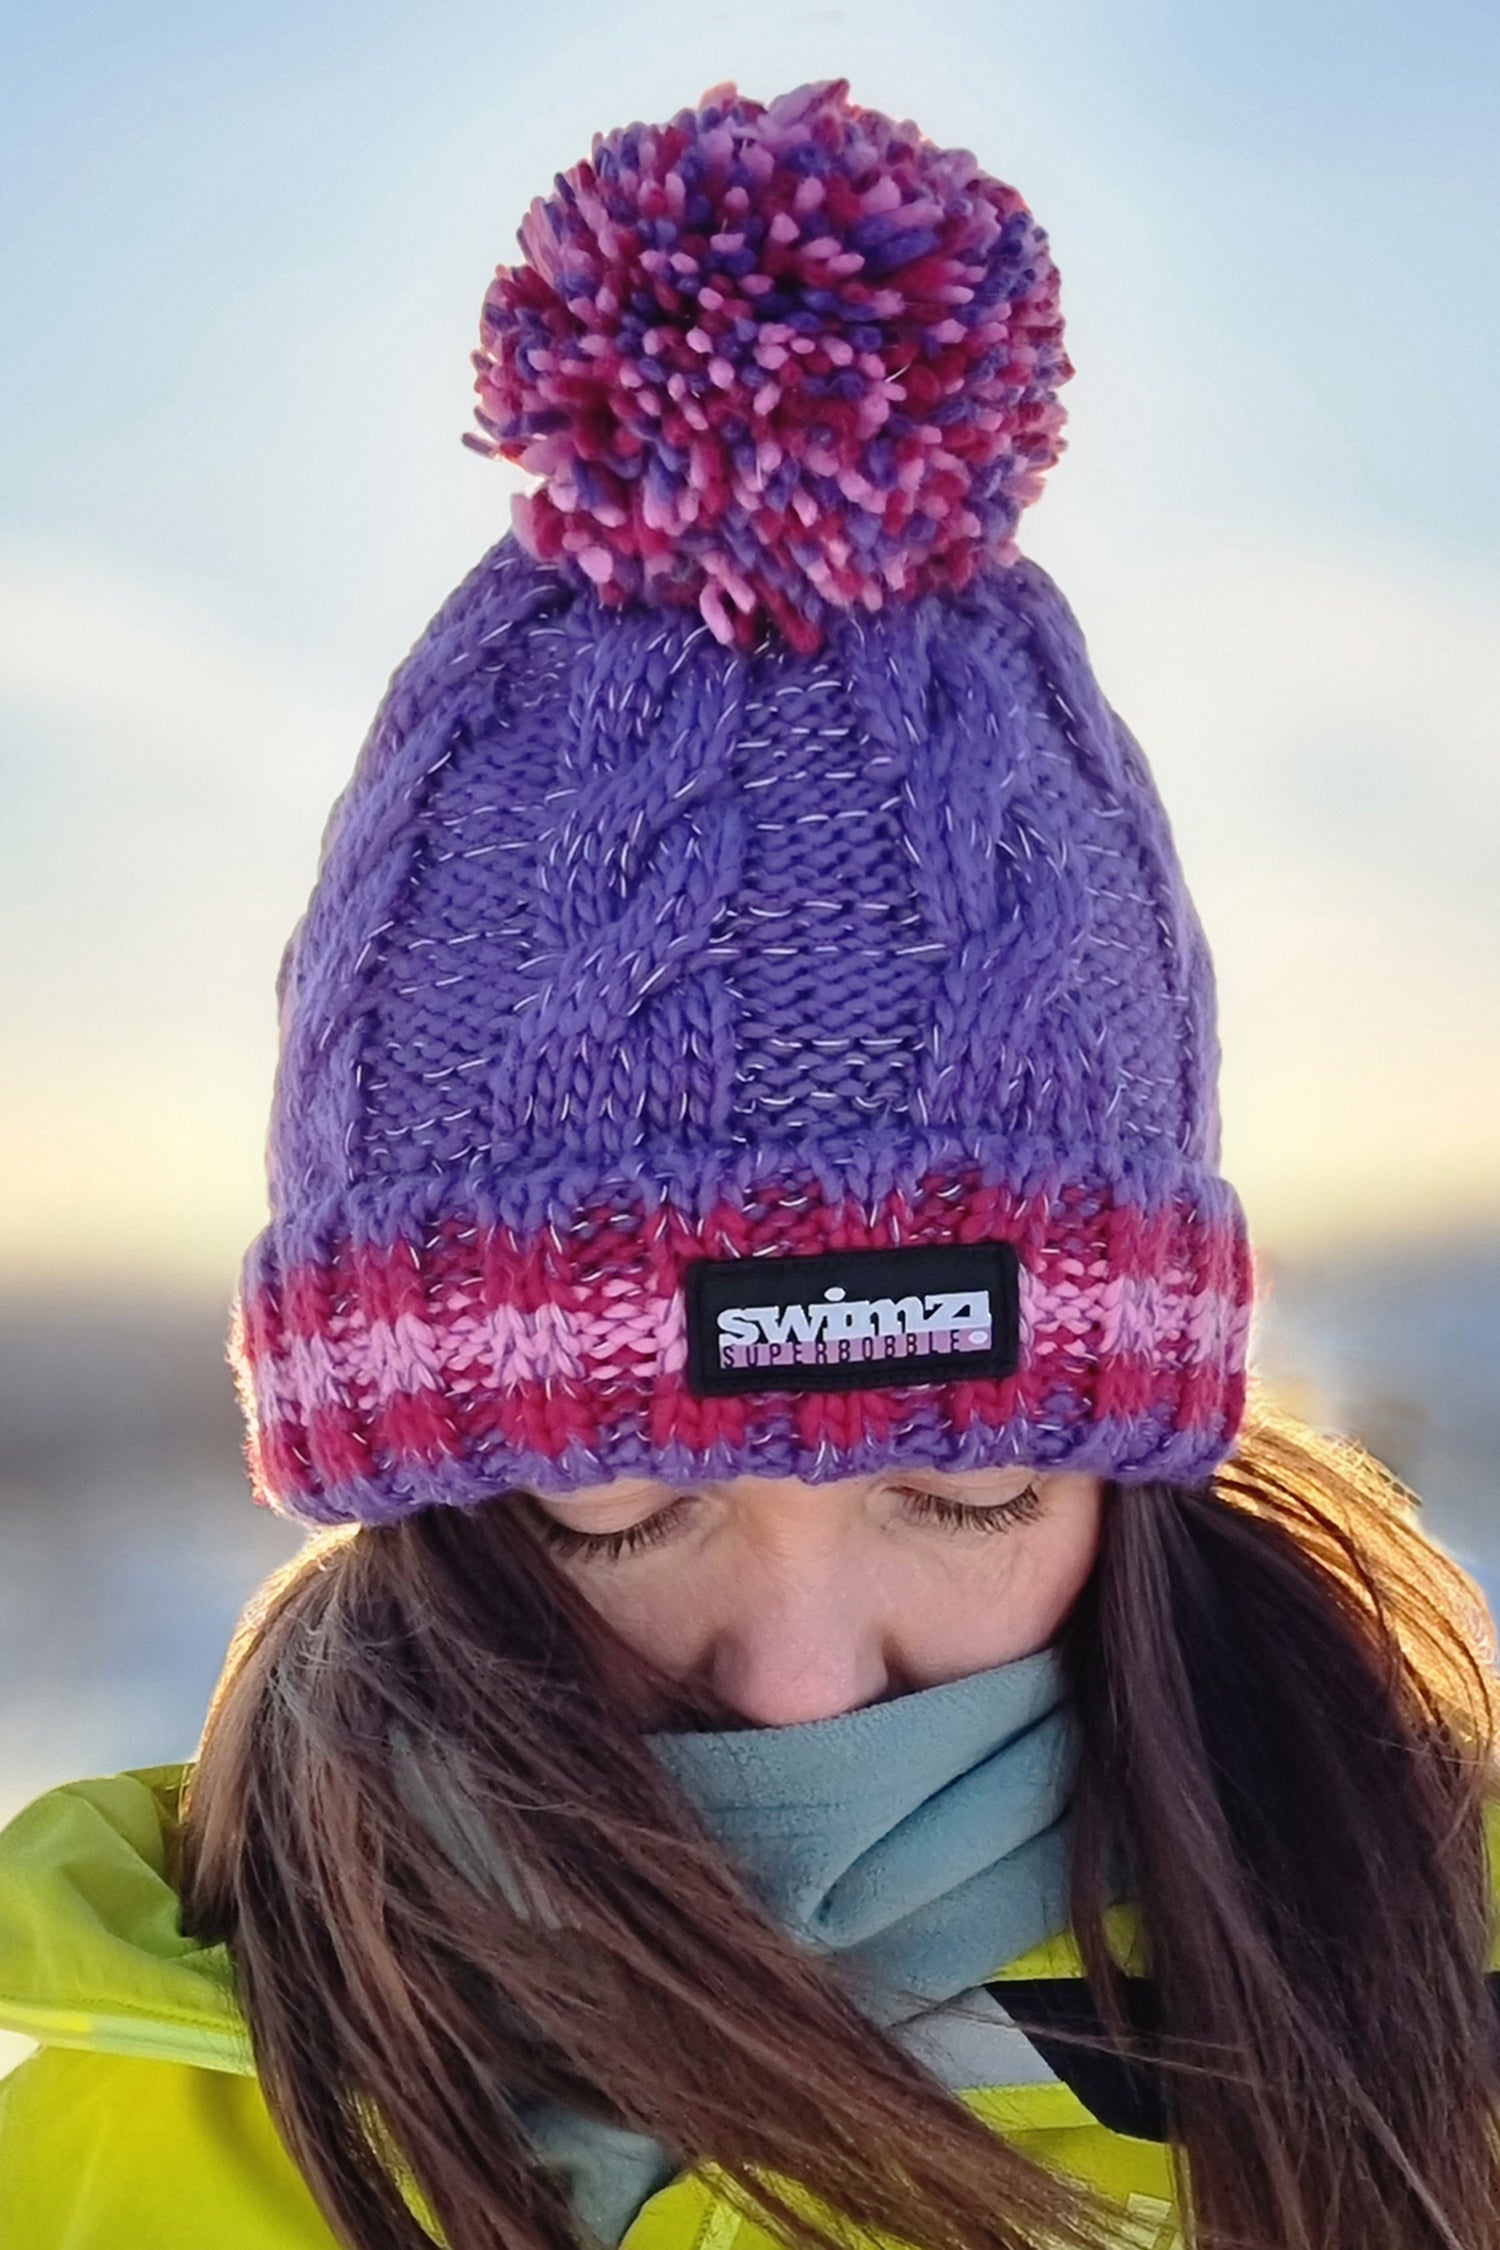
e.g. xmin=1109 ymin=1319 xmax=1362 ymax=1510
xmin=465 ymin=78 xmax=1074 ymax=656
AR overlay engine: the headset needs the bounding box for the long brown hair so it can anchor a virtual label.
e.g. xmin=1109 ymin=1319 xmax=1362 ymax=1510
xmin=180 ymin=1400 xmax=1500 ymax=2250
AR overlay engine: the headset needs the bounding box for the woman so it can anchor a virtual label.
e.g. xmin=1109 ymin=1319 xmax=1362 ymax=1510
xmin=2 ymin=75 xmax=1497 ymax=2250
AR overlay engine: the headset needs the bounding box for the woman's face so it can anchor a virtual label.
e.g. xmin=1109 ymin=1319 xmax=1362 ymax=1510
xmin=523 ymin=1465 xmax=1104 ymax=1725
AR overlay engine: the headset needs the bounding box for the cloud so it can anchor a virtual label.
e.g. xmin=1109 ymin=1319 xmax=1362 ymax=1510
xmin=1046 ymin=533 xmax=1500 ymax=1242
xmin=0 ymin=539 xmax=365 ymax=791
xmin=0 ymin=541 xmax=369 ymax=994
xmin=0 ymin=542 xmax=371 ymax=1284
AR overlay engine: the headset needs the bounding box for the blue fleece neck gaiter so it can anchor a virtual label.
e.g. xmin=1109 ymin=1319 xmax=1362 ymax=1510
xmin=513 ymin=1643 xmax=1078 ymax=2247
xmin=648 ymin=1640 xmax=1074 ymax=2022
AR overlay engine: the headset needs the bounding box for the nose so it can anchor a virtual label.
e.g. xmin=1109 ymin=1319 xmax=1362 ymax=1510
xmin=701 ymin=1556 xmax=902 ymax=1725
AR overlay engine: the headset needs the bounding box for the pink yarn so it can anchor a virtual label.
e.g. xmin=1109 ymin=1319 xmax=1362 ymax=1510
xmin=464 ymin=78 xmax=1074 ymax=654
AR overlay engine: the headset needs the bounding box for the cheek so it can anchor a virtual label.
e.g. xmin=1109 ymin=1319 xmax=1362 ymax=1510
xmin=993 ymin=1486 xmax=1103 ymax=1644
xmin=556 ymin=1562 xmax=710 ymax=1673
xmin=882 ymin=1480 xmax=1104 ymax=1674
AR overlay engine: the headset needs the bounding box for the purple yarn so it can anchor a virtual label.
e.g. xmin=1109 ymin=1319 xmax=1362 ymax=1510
xmin=268 ymin=540 xmax=1223 ymax=1225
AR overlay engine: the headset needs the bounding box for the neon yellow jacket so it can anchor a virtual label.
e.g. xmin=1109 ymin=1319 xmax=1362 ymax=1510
xmin=2 ymin=1766 xmax=1497 ymax=2250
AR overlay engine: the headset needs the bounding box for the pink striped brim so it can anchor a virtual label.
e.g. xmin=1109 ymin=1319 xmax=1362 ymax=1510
xmin=231 ymin=1154 xmax=1254 ymax=1526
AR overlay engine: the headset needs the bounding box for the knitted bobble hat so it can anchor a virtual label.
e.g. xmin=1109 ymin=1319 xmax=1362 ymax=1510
xmin=232 ymin=77 xmax=1254 ymax=1528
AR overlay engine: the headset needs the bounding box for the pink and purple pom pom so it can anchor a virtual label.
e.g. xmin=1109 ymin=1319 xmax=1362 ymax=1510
xmin=464 ymin=78 xmax=1074 ymax=654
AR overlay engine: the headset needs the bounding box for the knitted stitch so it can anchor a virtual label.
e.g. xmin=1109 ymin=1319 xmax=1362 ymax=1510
xmin=231 ymin=82 xmax=1253 ymax=1527
xmin=465 ymin=77 xmax=1072 ymax=655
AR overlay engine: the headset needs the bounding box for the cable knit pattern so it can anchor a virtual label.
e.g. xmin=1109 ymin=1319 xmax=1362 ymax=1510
xmin=233 ymin=531 xmax=1252 ymax=1525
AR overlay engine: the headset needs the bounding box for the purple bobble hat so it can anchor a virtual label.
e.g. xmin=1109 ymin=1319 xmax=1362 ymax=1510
xmin=232 ymin=77 xmax=1254 ymax=1528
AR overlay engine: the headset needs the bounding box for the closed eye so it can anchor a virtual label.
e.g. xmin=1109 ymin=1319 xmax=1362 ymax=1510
xmin=892 ymin=1481 xmax=1044 ymax=1534
xmin=525 ymin=1480 xmax=1045 ymax=1563
xmin=526 ymin=1494 xmax=696 ymax=1564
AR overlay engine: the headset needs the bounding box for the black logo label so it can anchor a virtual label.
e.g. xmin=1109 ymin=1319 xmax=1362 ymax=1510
xmin=684 ymin=1240 xmax=1021 ymax=1398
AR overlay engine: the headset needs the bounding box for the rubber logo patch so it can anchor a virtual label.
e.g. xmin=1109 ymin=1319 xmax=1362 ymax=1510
xmin=684 ymin=1239 xmax=1021 ymax=1397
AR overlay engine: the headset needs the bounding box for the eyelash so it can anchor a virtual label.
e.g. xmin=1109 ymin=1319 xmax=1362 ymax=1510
xmin=898 ymin=1481 xmax=1044 ymax=1536
xmin=529 ymin=1481 xmax=1044 ymax=1563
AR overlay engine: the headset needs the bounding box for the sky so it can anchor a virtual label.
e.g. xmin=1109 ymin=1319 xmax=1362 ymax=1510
xmin=2 ymin=0 xmax=1497 ymax=1291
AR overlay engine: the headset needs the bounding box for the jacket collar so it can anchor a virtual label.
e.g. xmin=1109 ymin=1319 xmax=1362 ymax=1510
xmin=6 ymin=1761 xmax=1499 ymax=2102
xmin=0 ymin=1760 xmax=1124 ymax=2084
xmin=0 ymin=1765 xmax=249 ymax=2073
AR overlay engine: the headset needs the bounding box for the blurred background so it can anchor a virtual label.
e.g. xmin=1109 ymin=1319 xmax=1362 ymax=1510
xmin=2 ymin=0 xmax=1497 ymax=1937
